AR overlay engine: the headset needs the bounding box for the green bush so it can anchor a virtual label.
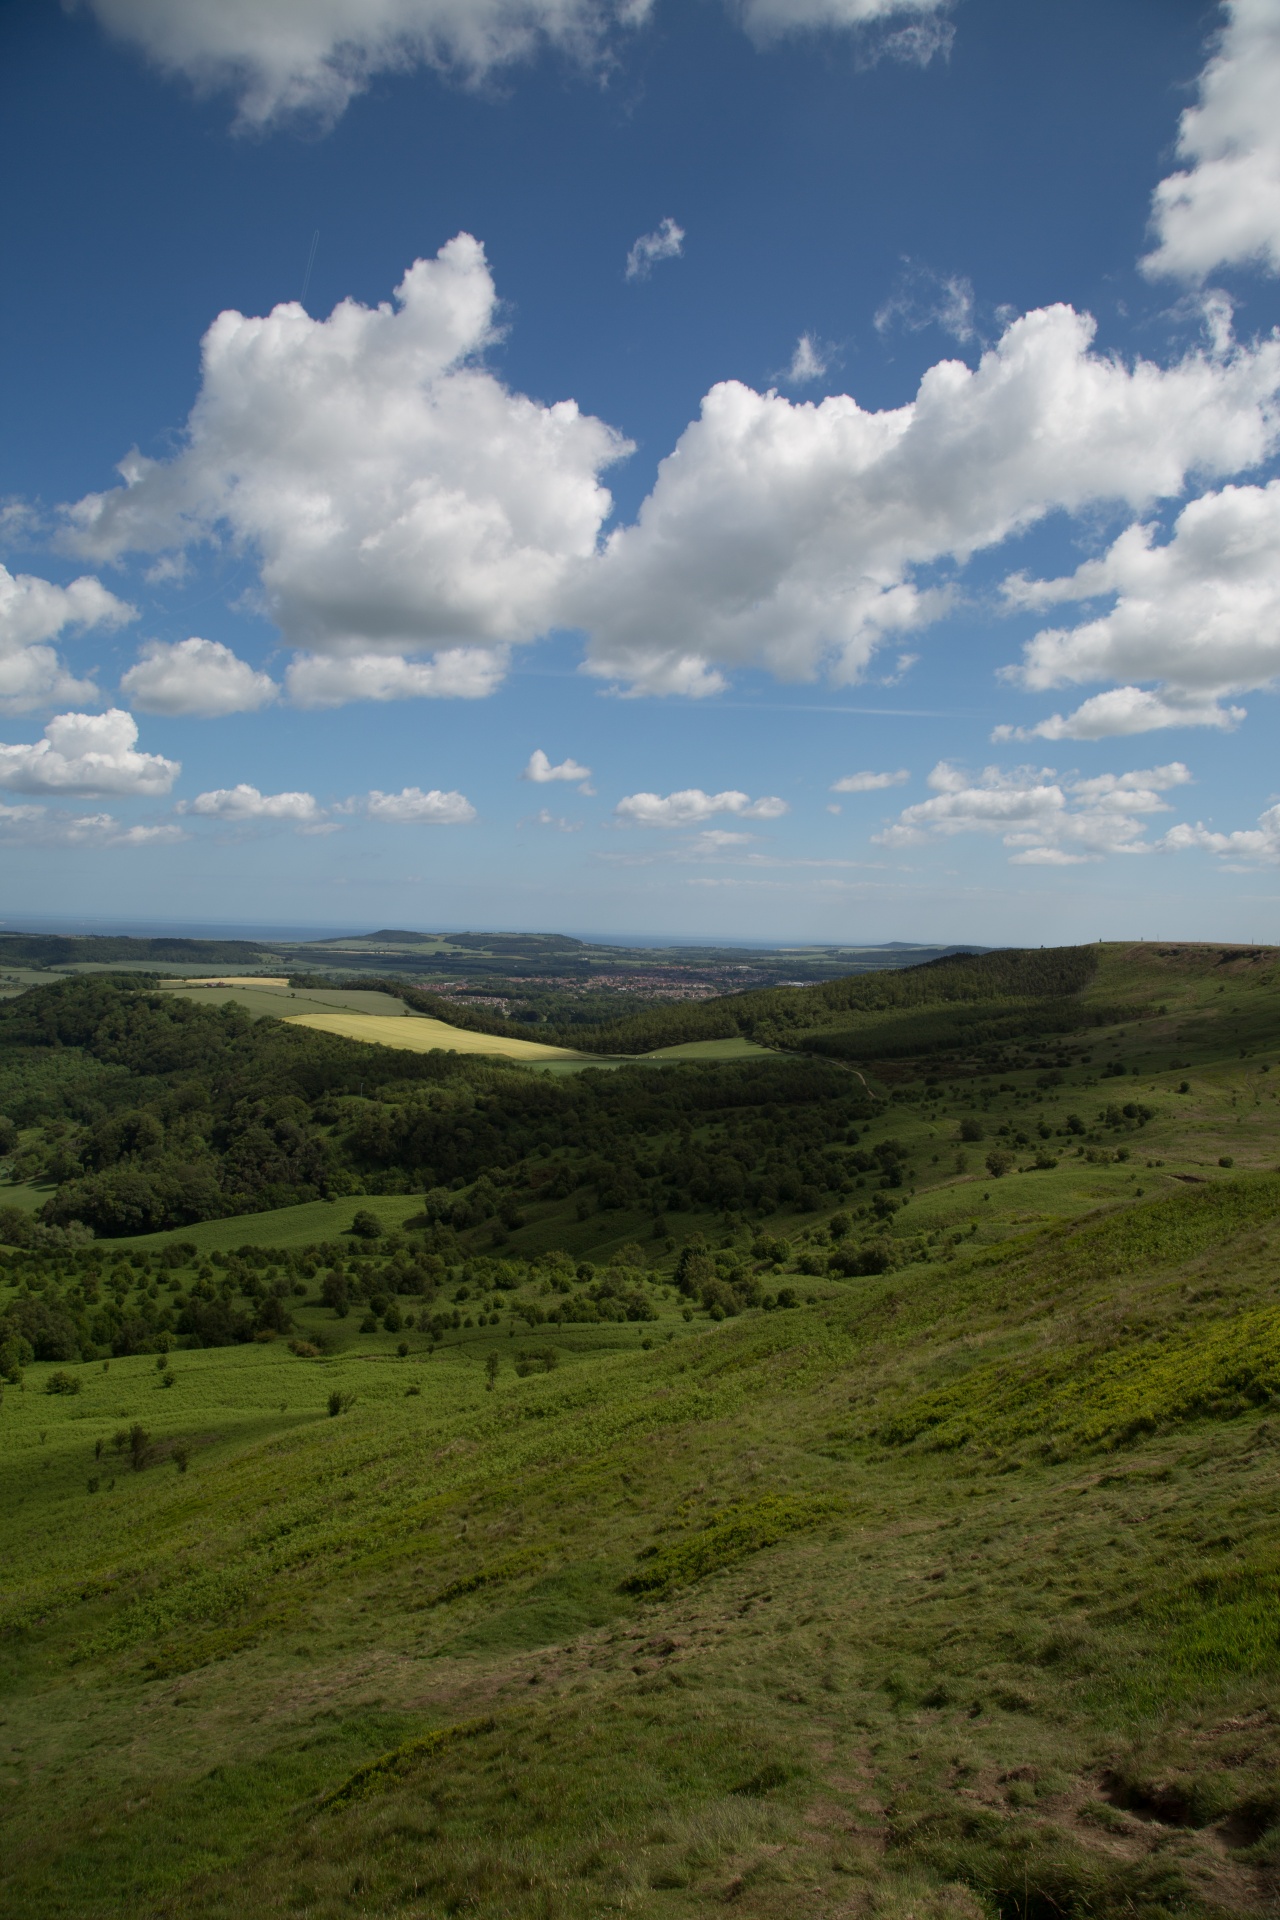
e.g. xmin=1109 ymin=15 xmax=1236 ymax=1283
xmin=621 ymin=1494 xmax=842 ymax=1597
xmin=44 ymin=1369 xmax=81 ymax=1395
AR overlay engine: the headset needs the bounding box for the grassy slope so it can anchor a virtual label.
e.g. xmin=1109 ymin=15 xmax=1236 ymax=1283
xmin=1 ymin=945 xmax=1280 ymax=1918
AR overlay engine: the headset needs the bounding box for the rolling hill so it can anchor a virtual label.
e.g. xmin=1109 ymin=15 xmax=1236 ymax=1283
xmin=1 ymin=942 xmax=1279 ymax=1919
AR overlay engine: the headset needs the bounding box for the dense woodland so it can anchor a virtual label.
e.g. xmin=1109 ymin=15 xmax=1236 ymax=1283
xmin=0 ymin=949 xmax=1123 ymax=1245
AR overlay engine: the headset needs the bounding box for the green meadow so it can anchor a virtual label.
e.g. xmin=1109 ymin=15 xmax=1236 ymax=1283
xmin=2 ymin=943 xmax=1280 ymax=1918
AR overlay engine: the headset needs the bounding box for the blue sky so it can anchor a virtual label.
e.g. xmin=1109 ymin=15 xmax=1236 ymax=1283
xmin=2 ymin=0 xmax=1279 ymax=943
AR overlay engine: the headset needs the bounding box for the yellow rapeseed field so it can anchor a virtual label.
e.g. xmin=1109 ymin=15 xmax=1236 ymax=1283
xmin=282 ymin=1009 xmax=592 ymax=1061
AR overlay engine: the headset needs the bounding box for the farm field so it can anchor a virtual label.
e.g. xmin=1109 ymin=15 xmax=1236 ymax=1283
xmin=642 ymin=1035 xmax=778 ymax=1061
xmin=283 ymin=1008 xmax=596 ymax=1061
xmin=1 ymin=943 xmax=1280 ymax=1918
xmin=160 ymin=982 xmax=416 ymax=1022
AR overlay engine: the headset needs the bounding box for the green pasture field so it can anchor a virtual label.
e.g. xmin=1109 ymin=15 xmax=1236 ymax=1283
xmin=642 ymin=1036 xmax=778 ymax=1061
xmin=158 ymin=982 xmax=416 ymax=1021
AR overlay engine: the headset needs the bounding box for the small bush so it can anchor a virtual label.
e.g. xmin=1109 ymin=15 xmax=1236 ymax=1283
xmin=1219 ymin=1155 xmax=1235 ymax=1167
xmin=514 ymin=1346 xmax=559 ymax=1377
xmin=985 ymin=1148 xmax=1014 ymax=1179
xmin=622 ymin=1493 xmax=842 ymax=1597
xmin=45 ymin=1370 xmax=81 ymax=1395
xmin=328 ymin=1389 xmax=356 ymax=1416
xmin=349 ymin=1209 xmax=383 ymax=1240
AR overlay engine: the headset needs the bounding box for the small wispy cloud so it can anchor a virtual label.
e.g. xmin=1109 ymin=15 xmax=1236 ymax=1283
xmin=784 ymin=332 xmax=832 ymax=385
xmin=831 ymin=769 xmax=910 ymax=793
xmin=526 ymin=807 xmax=583 ymax=832
xmin=626 ymin=217 xmax=685 ymax=281
xmin=875 ymin=262 xmax=977 ymax=343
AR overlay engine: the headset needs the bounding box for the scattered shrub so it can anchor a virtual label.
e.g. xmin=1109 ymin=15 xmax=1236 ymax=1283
xmin=622 ymin=1494 xmax=842 ymax=1597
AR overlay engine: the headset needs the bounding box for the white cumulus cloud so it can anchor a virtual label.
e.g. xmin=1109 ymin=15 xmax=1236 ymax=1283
xmin=56 ymin=244 xmax=1280 ymax=709
xmin=285 ymin=646 xmax=508 ymax=707
xmin=364 ymin=787 xmax=476 ymax=823
xmin=182 ymin=783 xmax=322 ymax=822
xmin=120 ymin=636 xmax=278 ymax=716
xmin=65 ymin=236 xmax=629 ymax=678
xmin=77 ymin=0 xmax=656 ymax=129
xmin=523 ymin=748 xmax=593 ymax=784
xmin=993 ymin=688 xmax=1247 ymax=743
xmin=0 ymin=709 xmax=179 ymax=797
xmin=615 ymin=787 xmax=788 ymax=827
xmin=1163 ymin=800 xmax=1280 ymax=863
xmin=0 ymin=564 xmax=134 ymax=715
xmin=572 ymin=303 xmax=1280 ymax=696
xmin=625 ymin=218 xmax=685 ymax=282
xmin=831 ymin=768 xmax=909 ymax=791
xmin=1142 ymin=0 xmax=1280 ymax=281
xmin=875 ymin=759 xmax=1192 ymax=864
xmin=1001 ymin=480 xmax=1280 ymax=732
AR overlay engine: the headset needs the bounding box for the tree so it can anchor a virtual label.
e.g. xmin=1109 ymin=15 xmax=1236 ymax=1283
xmin=985 ymin=1148 xmax=1014 ymax=1179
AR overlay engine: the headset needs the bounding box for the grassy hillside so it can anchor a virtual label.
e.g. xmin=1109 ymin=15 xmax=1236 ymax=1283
xmin=1 ymin=943 xmax=1279 ymax=1918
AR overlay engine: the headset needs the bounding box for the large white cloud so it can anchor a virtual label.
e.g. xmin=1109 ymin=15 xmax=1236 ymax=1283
xmin=284 ymin=646 xmax=507 ymax=707
xmin=1143 ymin=0 xmax=1280 ymax=282
xmin=615 ymin=788 xmax=788 ymax=827
xmin=59 ymin=246 xmax=1280 ymax=707
xmin=183 ymin=783 xmax=321 ymax=822
xmin=0 ymin=709 xmax=179 ymax=797
xmin=121 ymin=636 xmax=278 ymax=716
xmin=1001 ymin=481 xmax=1280 ymax=733
xmin=0 ymin=564 xmax=134 ymax=715
xmin=572 ymin=304 xmax=1280 ymax=696
xmin=875 ymin=760 xmax=1192 ymax=864
xmin=66 ymin=236 xmax=629 ymax=680
xmin=77 ymin=0 xmax=657 ymax=128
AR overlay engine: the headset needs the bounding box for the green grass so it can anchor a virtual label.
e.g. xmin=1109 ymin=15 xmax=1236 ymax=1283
xmin=157 ymin=982 xmax=416 ymax=1020
xmin=4 ymin=943 xmax=1280 ymax=1918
